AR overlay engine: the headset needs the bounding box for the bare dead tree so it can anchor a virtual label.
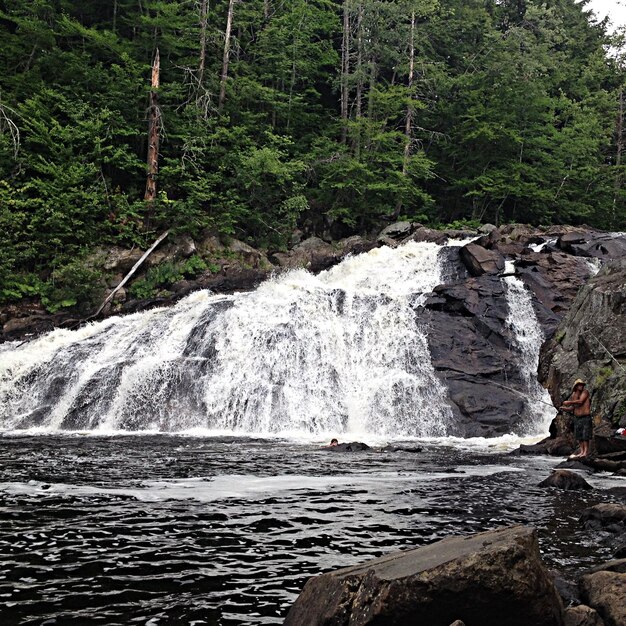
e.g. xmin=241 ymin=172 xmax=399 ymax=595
xmin=0 ymin=101 xmax=20 ymax=160
xmin=393 ymin=10 xmax=417 ymax=220
xmin=219 ymin=0 xmax=236 ymax=110
xmin=144 ymin=48 xmax=161 ymax=205
xmin=340 ymin=0 xmax=351 ymax=143
xmin=351 ymin=1 xmax=365 ymax=159
xmin=198 ymin=0 xmax=209 ymax=88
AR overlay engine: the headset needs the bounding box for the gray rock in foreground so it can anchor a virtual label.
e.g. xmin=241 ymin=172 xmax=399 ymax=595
xmin=580 ymin=571 xmax=626 ymax=626
xmin=284 ymin=525 xmax=563 ymax=626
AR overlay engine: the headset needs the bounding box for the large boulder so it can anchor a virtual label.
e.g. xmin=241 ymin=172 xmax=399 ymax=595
xmin=378 ymin=221 xmax=415 ymax=241
xmin=272 ymin=236 xmax=340 ymax=271
xmin=402 ymin=226 xmax=448 ymax=245
xmin=101 ymin=246 xmax=144 ymax=273
xmin=459 ymin=243 xmax=505 ymax=276
xmin=580 ymin=571 xmax=626 ymax=626
xmin=538 ymin=470 xmax=592 ymax=491
xmin=284 ymin=526 xmax=564 ymax=626
xmin=580 ymin=504 xmax=626 ymax=530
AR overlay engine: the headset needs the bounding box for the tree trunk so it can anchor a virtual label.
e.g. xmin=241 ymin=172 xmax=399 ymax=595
xmin=113 ymin=0 xmax=118 ymax=32
xmin=198 ymin=0 xmax=209 ymax=87
xmin=354 ymin=2 xmax=364 ymax=159
xmin=90 ymin=231 xmax=170 ymax=320
xmin=264 ymin=0 xmax=270 ymax=20
xmin=403 ymin=11 xmax=416 ymax=170
xmin=340 ymin=0 xmax=350 ymax=143
xmin=394 ymin=11 xmax=416 ymax=220
xmin=144 ymin=48 xmax=161 ymax=205
xmin=219 ymin=0 xmax=236 ymax=110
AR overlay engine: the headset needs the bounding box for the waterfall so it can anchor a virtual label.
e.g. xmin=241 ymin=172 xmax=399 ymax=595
xmin=504 ymin=275 xmax=553 ymax=430
xmin=0 ymin=242 xmax=453 ymax=438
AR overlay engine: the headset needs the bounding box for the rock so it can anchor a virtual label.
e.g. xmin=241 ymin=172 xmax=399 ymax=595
xmin=144 ymin=243 xmax=177 ymax=268
xmin=539 ymin=259 xmax=626 ymax=426
xmin=112 ymin=287 xmax=126 ymax=303
xmin=589 ymin=559 xmax=626 ymax=575
xmin=2 ymin=314 xmax=59 ymax=340
xmin=378 ymin=221 xmax=414 ymax=240
xmin=479 ymin=223 xmax=497 ymax=234
xmin=423 ymin=273 xmax=541 ymax=435
xmin=448 ymin=621 xmax=466 ymax=626
xmin=170 ymin=279 xmax=194 ymax=295
xmin=555 ymin=460 xmax=593 ymax=472
xmin=377 ymin=234 xmax=399 ymax=248
xmin=228 ymin=238 xmax=271 ymax=269
xmin=580 ymin=571 xmax=626 ymax=626
xmin=102 ymin=247 xmax=144 ymax=273
xmin=553 ymin=574 xmax=581 ymax=607
xmin=538 ymin=470 xmax=592 ymax=490
xmin=443 ymin=229 xmax=477 ymax=240
xmin=516 ymin=251 xmax=592 ymax=318
xmin=580 ymin=504 xmax=626 ymax=530
xmin=338 ymin=235 xmax=377 ymax=257
xmin=459 ymin=243 xmax=505 ymax=276
xmin=563 ymin=605 xmax=605 ymax=626
xmin=284 ymin=526 xmax=563 ymax=626
xmin=272 ymin=236 xmax=339 ymax=271
xmin=174 ymin=234 xmax=196 ymax=258
xmin=197 ymin=234 xmax=226 ymax=256
xmin=558 ymin=231 xmax=626 ymax=261
xmin=402 ymin=226 xmax=448 ymax=245
xmin=380 ymin=445 xmax=422 ymax=453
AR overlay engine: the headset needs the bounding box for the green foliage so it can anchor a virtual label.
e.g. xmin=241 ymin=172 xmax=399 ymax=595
xmin=442 ymin=219 xmax=483 ymax=231
xmin=41 ymin=258 xmax=106 ymax=314
xmin=0 ymin=0 xmax=624 ymax=311
xmin=594 ymin=365 xmax=614 ymax=388
xmin=128 ymin=256 xmax=208 ymax=299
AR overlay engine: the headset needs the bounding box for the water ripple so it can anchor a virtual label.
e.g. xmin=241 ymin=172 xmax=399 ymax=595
xmin=0 ymin=435 xmax=623 ymax=625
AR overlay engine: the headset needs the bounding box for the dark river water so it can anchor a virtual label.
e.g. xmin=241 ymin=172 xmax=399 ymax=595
xmin=0 ymin=435 xmax=624 ymax=626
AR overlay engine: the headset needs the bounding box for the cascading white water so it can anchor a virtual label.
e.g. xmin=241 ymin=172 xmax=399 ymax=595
xmin=504 ymin=275 xmax=553 ymax=429
xmin=0 ymin=242 xmax=454 ymax=438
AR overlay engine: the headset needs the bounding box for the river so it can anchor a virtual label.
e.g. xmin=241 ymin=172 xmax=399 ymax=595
xmin=0 ymin=434 xmax=622 ymax=625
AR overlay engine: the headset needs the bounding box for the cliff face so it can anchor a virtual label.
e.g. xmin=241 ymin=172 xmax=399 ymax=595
xmin=539 ymin=259 xmax=626 ymax=425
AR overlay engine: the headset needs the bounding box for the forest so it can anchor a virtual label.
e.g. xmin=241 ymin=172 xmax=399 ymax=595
xmin=0 ymin=0 xmax=624 ymax=311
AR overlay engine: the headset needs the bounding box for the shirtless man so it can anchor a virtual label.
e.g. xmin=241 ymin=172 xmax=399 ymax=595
xmin=560 ymin=379 xmax=592 ymax=458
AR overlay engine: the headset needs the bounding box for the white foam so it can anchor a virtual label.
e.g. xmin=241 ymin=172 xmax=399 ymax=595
xmin=0 ymin=467 xmax=525 ymax=503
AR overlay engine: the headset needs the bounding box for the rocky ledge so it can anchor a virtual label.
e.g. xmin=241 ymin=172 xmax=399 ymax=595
xmin=539 ymin=258 xmax=626 ymax=428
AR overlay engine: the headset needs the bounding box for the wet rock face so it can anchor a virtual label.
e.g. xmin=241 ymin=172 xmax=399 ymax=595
xmin=538 ymin=259 xmax=626 ymax=425
xmin=515 ymin=251 xmax=593 ymax=319
xmin=423 ymin=274 xmax=530 ymax=435
xmin=284 ymin=525 xmax=564 ymax=626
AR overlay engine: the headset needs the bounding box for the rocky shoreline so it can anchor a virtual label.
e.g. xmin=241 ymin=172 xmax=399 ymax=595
xmin=284 ymin=522 xmax=626 ymax=626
